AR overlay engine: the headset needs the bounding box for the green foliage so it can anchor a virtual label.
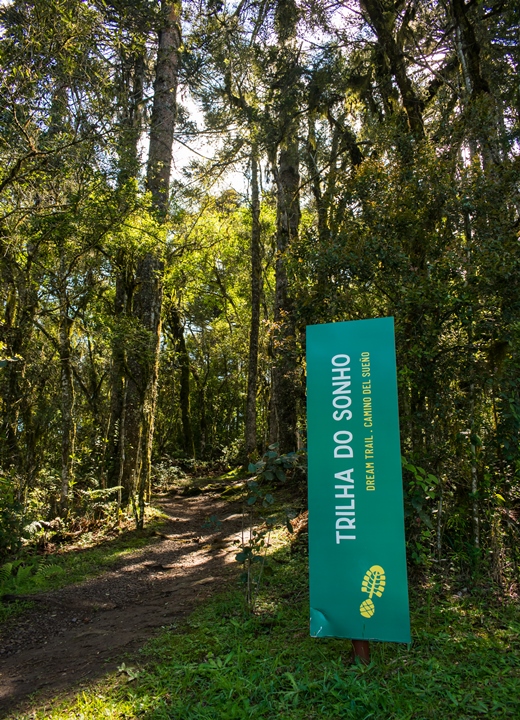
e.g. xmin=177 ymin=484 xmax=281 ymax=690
xmin=234 ymin=478 xmax=276 ymax=613
xmin=76 ymin=485 xmax=124 ymax=522
xmin=402 ymin=457 xmax=439 ymax=566
xmin=0 ymin=475 xmax=23 ymax=560
xmin=1 ymin=0 xmax=519 ymax=576
xmin=233 ymin=445 xmax=304 ymax=611
xmin=157 ymin=197 xmax=276 ymax=460
xmin=248 ymin=444 xmax=305 ymax=487
xmin=16 ymin=546 xmax=520 ymax=720
xmin=0 ymin=557 xmax=60 ymax=596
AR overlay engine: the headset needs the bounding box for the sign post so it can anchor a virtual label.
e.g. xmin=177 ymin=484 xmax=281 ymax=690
xmin=306 ymin=317 xmax=410 ymax=649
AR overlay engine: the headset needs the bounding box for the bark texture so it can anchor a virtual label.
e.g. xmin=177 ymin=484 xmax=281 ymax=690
xmin=106 ymin=49 xmax=145 ymax=488
xmin=0 ymin=248 xmax=38 ymax=478
xmin=146 ymin=0 xmax=181 ymax=218
xmin=245 ymin=150 xmax=262 ymax=456
xmin=269 ymin=0 xmax=301 ymax=455
xmin=272 ymin=139 xmax=300 ymax=454
xmin=58 ymin=263 xmax=75 ymax=513
xmin=121 ymin=0 xmax=180 ymax=526
xmin=451 ymin=0 xmax=490 ymax=97
xmin=167 ymin=303 xmax=195 ymax=458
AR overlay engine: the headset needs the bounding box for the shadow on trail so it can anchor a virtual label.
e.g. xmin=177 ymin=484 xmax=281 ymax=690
xmin=0 ymin=493 xmax=245 ymax=718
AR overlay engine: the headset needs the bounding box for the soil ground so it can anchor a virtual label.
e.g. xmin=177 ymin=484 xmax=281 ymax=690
xmin=0 ymin=492 xmax=246 ymax=718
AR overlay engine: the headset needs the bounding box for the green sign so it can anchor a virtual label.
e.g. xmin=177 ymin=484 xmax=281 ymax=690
xmin=306 ymin=317 xmax=410 ymax=643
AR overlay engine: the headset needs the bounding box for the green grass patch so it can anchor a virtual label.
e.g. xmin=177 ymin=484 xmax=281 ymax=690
xmin=0 ymin=598 xmax=34 ymax=624
xmin=13 ymin=541 xmax=520 ymax=720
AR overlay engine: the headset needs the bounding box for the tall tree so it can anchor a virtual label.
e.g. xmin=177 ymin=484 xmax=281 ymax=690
xmin=245 ymin=148 xmax=262 ymax=456
xmin=269 ymin=0 xmax=302 ymax=453
xmin=121 ymin=0 xmax=181 ymax=526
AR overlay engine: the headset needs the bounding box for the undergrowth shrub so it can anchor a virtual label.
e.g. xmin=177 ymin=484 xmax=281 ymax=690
xmin=0 ymin=473 xmax=24 ymax=561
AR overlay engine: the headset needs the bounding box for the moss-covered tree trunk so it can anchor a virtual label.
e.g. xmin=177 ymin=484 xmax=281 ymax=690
xmin=121 ymin=0 xmax=180 ymax=527
xmin=269 ymin=0 xmax=301 ymax=455
xmin=245 ymin=149 xmax=262 ymax=456
xmin=272 ymin=139 xmax=300 ymax=454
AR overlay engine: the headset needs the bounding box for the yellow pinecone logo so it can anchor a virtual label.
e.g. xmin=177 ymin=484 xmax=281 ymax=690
xmin=359 ymin=565 xmax=386 ymax=618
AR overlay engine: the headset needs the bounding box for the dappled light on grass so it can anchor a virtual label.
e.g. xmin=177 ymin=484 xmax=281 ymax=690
xmin=0 ymin=492 xmax=250 ymax=716
xmin=14 ymin=538 xmax=520 ymax=720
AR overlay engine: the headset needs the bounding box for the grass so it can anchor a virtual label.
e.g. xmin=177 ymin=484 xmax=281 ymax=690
xmin=11 ymin=538 xmax=520 ymax=720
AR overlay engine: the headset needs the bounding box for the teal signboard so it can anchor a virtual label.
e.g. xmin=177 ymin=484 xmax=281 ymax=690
xmin=306 ymin=317 xmax=410 ymax=643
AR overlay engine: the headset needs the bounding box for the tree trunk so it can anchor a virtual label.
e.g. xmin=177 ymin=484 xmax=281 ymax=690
xmin=146 ymin=0 xmax=180 ymax=217
xmin=361 ymin=0 xmax=424 ymax=138
xmin=117 ymin=50 xmax=146 ymax=186
xmin=451 ymin=0 xmax=501 ymax=167
xmin=167 ymin=303 xmax=195 ymax=458
xmin=106 ymin=46 xmax=145 ymax=488
xmin=271 ymin=138 xmax=300 ymax=454
xmin=105 ymin=256 xmax=131 ymax=488
xmin=463 ymin=207 xmax=480 ymax=550
xmin=58 ymin=268 xmax=75 ymax=514
xmin=269 ymin=0 xmax=301 ymax=455
xmin=245 ymin=148 xmax=262 ymax=456
xmin=121 ymin=0 xmax=180 ymax=527
xmin=0 ymin=262 xmax=23 ymax=471
xmin=0 ymin=248 xmax=38 ymax=476
xmin=451 ymin=0 xmax=490 ymax=97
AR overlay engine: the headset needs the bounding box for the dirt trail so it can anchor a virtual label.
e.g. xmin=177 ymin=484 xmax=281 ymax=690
xmin=0 ymin=492 xmax=245 ymax=718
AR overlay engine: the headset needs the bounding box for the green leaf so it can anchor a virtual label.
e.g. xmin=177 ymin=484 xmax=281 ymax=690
xmin=247 ymin=495 xmax=257 ymax=505
xmin=248 ymin=463 xmax=257 ymax=473
xmin=418 ymin=510 xmax=433 ymax=529
xmin=411 ymin=497 xmax=423 ymax=510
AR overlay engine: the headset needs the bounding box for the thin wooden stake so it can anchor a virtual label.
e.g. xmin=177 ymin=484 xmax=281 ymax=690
xmin=351 ymin=640 xmax=370 ymax=664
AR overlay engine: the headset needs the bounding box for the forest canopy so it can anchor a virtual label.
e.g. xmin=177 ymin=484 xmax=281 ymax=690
xmin=1 ymin=0 xmax=520 ymax=582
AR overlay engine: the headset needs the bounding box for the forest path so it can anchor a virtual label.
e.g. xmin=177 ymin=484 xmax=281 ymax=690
xmin=0 ymin=491 xmax=245 ymax=718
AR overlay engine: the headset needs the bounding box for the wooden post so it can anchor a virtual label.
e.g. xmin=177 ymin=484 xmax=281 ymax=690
xmin=351 ymin=640 xmax=370 ymax=664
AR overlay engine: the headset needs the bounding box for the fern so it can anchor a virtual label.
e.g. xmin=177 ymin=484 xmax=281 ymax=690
xmin=34 ymin=563 xmax=65 ymax=583
xmin=0 ymin=562 xmax=13 ymax=586
xmin=0 ymin=559 xmax=25 ymax=589
xmin=14 ymin=564 xmax=33 ymax=588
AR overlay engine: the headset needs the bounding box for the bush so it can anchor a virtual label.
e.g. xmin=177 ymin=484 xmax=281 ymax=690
xmin=0 ymin=474 xmax=23 ymax=561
